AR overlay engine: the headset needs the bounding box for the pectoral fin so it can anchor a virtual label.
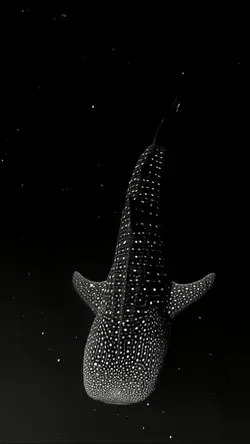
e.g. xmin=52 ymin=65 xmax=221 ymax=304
xmin=72 ymin=271 xmax=106 ymax=315
xmin=168 ymin=272 xmax=216 ymax=319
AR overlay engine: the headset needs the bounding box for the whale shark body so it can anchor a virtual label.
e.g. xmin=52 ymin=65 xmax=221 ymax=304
xmin=72 ymin=114 xmax=216 ymax=405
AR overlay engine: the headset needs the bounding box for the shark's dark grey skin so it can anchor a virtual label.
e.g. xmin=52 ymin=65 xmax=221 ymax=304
xmin=72 ymin=116 xmax=216 ymax=405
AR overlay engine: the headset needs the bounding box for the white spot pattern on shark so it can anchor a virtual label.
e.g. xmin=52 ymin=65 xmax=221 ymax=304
xmin=72 ymin=115 xmax=216 ymax=405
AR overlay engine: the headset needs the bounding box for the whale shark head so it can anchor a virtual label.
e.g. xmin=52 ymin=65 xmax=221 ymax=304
xmin=82 ymin=303 xmax=171 ymax=405
xmin=72 ymin=107 xmax=216 ymax=405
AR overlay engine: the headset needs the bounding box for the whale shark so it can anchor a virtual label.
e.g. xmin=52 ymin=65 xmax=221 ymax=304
xmin=72 ymin=109 xmax=216 ymax=405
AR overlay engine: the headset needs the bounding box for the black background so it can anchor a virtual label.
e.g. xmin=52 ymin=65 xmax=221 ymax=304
xmin=0 ymin=4 xmax=247 ymax=443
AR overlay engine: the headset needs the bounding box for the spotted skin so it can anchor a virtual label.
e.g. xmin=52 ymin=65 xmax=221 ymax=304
xmin=72 ymin=119 xmax=216 ymax=405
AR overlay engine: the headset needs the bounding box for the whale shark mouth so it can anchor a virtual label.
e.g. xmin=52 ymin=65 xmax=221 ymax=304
xmin=103 ymin=400 xmax=132 ymax=405
xmin=101 ymin=396 xmax=140 ymax=405
xmin=102 ymin=389 xmax=135 ymax=405
xmin=94 ymin=386 xmax=146 ymax=405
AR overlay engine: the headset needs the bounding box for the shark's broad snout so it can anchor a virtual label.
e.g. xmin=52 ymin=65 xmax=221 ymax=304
xmin=92 ymin=387 xmax=141 ymax=405
xmin=84 ymin=373 xmax=155 ymax=406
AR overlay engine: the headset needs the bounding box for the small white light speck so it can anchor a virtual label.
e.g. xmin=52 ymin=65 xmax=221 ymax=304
xmin=57 ymin=358 xmax=61 ymax=363
xmin=92 ymin=104 xmax=95 ymax=109
xmin=209 ymin=352 xmax=212 ymax=356
xmin=142 ymin=426 xmax=145 ymax=430
xmin=146 ymin=402 xmax=150 ymax=406
xmin=41 ymin=331 xmax=44 ymax=335
xmin=161 ymin=410 xmax=165 ymax=414
xmin=75 ymin=335 xmax=78 ymax=339
xmin=1 ymin=159 xmax=4 ymax=163
xmin=169 ymin=436 xmax=173 ymax=440
xmin=178 ymin=367 xmax=181 ymax=371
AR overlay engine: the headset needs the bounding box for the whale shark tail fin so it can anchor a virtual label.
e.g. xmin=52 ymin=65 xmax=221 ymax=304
xmin=152 ymin=93 xmax=193 ymax=147
xmin=152 ymin=118 xmax=166 ymax=145
xmin=72 ymin=271 xmax=106 ymax=315
xmin=168 ymin=272 xmax=216 ymax=319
